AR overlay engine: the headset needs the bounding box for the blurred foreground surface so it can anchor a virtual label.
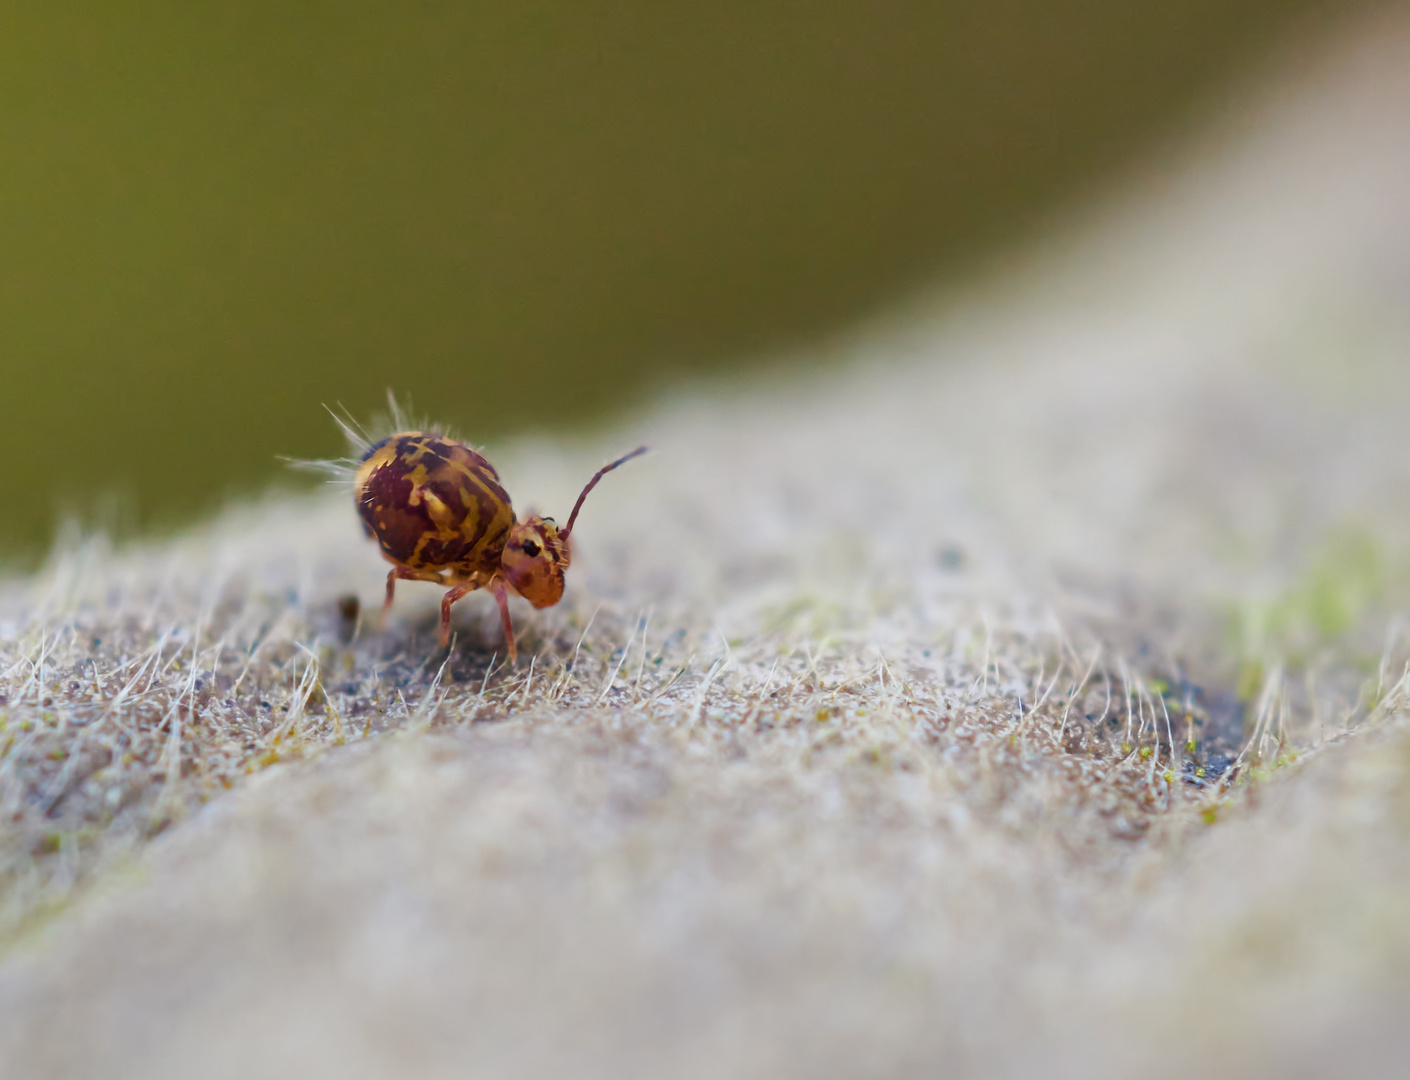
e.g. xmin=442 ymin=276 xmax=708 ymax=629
xmin=3 ymin=7 xmax=1410 ymax=1078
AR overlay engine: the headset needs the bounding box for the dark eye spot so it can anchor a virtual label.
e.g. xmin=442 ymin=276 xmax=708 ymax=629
xmin=521 ymin=539 xmax=542 ymax=558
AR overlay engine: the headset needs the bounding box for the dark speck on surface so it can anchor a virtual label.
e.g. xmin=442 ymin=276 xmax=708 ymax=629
xmin=337 ymin=593 xmax=361 ymax=644
xmin=1204 ymin=753 xmax=1235 ymax=780
xmin=936 ymin=545 xmax=965 ymax=571
xmin=1196 ymin=689 xmax=1246 ymax=756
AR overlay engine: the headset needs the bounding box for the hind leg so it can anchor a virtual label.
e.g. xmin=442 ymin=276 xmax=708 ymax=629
xmin=382 ymin=565 xmax=449 ymax=624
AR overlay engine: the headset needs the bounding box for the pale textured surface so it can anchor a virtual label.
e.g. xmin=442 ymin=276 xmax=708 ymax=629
xmin=4 ymin=7 xmax=1410 ymax=1077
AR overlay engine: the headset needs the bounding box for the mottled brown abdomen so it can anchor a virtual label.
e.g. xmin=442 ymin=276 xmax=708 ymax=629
xmin=354 ymin=432 xmax=515 ymax=576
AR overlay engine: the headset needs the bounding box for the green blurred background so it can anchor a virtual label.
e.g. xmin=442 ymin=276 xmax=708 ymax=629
xmin=1 ymin=0 xmax=1342 ymax=560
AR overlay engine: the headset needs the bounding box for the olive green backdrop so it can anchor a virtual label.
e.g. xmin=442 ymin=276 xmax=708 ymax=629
xmin=1 ymin=1 xmax=1339 ymax=558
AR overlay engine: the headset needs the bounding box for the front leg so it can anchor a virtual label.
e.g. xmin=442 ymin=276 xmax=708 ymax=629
xmin=489 ymin=577 xmax=518 ymax=663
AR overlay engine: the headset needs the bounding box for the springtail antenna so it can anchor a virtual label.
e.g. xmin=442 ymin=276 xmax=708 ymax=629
xmin=563 ymin=446 xmax=649 ymax=538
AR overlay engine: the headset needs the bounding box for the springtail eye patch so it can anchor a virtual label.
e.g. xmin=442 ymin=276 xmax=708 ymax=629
xmin=521 ymin=539 xmax=542 ymax=558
